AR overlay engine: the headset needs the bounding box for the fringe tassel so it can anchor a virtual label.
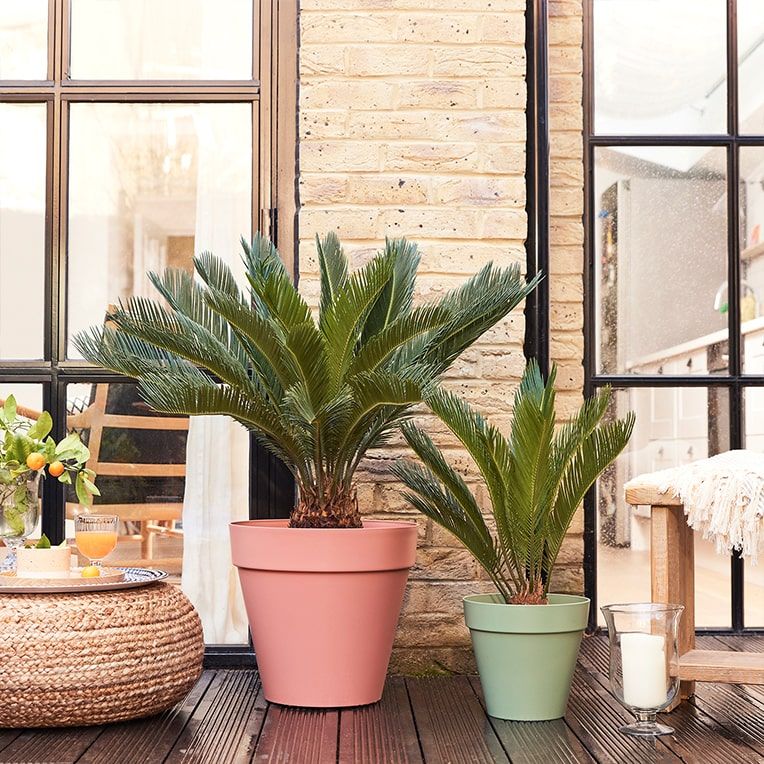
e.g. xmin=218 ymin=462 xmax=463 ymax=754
xmin=648 ymin=450 xmax=764 ymax=563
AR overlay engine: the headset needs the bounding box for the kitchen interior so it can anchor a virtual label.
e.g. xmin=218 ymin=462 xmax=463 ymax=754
xmin=594 ymin=1 xmax=764 ymax=626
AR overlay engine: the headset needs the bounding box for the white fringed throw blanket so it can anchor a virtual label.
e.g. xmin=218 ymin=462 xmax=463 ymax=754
xmin=632 ymin=450 xmax=764 ymax=563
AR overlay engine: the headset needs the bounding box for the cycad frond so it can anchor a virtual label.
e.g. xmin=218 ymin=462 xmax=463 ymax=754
xmin=396 ymin=362 xmax=634 ymax=603
xmin=74 ymin=232 xmax=537 ymax=529
xmin=317 ymin=232 xmax=348 ymax=316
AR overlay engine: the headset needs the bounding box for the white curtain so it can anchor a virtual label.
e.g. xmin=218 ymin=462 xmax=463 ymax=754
xmin=181 ymin=104 xmax=252 ymax=644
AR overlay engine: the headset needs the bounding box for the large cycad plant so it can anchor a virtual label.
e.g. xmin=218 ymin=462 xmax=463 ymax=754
xmin=74 ymin=233 xmax=537 ymax=529
xmin=392 ymin=362 xmax=634 ymax=603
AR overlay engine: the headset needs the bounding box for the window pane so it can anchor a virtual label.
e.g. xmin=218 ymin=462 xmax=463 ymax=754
xmin=0 ymin=103 xmax=46 ymax=360
xmin=740 ymin=148 xmax=764 ymax=373
xmin=65 ymin=382 xmax=250 ymax=645
xmin=66 ymin=102 xmax=252 ymax=357
xmin=69 ymin=0 xmax=253 ymax=80
xmin=594 ymin=0 xmax=727 ymax=135
xmin=744 ymin=387 xmax=764 ymax=625
xmin=0 ymin=1 xmax=47 ymax=80
xmin=597 ymin=386 xmax=730 ymax=628
xmin=738 ymin=0 xmax=764 ymax=135
xmin=595 ymin=146 xmax=728 ymax=375
xmin=0 ymin=384 xmax=44 ymax=563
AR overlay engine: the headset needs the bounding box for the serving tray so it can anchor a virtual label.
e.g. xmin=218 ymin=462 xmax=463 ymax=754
xmin=0 ymin=564 xmax=167 ymax=594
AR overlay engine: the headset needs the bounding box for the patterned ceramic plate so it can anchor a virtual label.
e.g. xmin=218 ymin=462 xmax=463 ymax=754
xmin=0 ymin=563 xmax=168 ymax=594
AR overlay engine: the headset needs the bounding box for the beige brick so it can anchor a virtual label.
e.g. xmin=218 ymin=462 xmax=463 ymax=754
xmin=379 ymin=207 xmax=480 ymax=239
xmin=481 ymin=79 xmax=526 ymax=109
xmin=548 ymin=15 xmax=582 ymax=47
xmin=433 ymin=177 xmax=525 ymax=208
xmin=479 ymin=13 xmax=525 ymax=44
xmin=397 ymin=14 xmax=480 ymax=43
xmin=301 ymin=80 xmax=397 ymax=110
xmin=479 ymin=209 xmax=528 ymax=239
xmin=397 ymin=80 xmax=479 ymax=110
xmin=478 ymin=143 xmax=526 ymax=174
xmin=300 ymin=110 xmax=349 ymax=140
xmin=548 ymin=45 xmax=583 ymax=75
xmin=301 ymin=12 xmax=397 ymax=43
xmin=299 ymin=174 xmax=349 ymax=204
xmin=348 ymin=46 xmax=431 ymax=76
xmin=550 ymin=274 xmax=584 ymax=302
xmin=300 ymin=140 xmax=381 ymax=172
xmin=301 ymin=46 xmax=346 ymax=76
xmin=346 ymin=174 xmax=430 ymax=204
xmin=433 ymin=46 xmax=525 ymax=77
xmin=384 ymin=142 xmax=481 ymax=172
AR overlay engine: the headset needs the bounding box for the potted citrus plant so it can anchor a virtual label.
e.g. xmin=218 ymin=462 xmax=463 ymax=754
xmin=0 ymin=395 xmax=98 ymax=576
xmin=74 ymin=232 xmax=538 ymax=707
xmin=392 ymin=361 xmax=634 ymax=720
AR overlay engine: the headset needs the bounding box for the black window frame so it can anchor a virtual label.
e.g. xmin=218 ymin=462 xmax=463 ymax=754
xmin=0 ymin=0 xmax=296 ymax=663
xmin=582 ymin=0 xmax=764 ymax=633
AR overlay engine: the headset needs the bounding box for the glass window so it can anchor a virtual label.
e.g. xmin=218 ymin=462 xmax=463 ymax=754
xmin=593 ymin=0 xmax=727 ymax=135
xmin=738 ymin=0 xmax=764 ymax=134
xmin=0 ymin=103 xmax=47 ymax=360
xmin=597 ymin=386 xmax=731 ymax=628
xmin=744 ymin=387 xmax=764 ymax=625
xmin=66 ymin=102 xmax=253 ymax=357
xmin=740 ymin=148 xmax=764 ymax=373
xmin=69 ymin=0 xmax=254 ymax=80
xmin=0 ymin=1 xmax=48 ymax=80
xmin=64 ymin=382 xmax=251 ymax=645
xmin=595 ymin=146 xmax=728 ymax=375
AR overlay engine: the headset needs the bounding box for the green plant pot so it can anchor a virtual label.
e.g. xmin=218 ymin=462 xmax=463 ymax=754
xmin=464 ymin=592 xmax=590 ymax=721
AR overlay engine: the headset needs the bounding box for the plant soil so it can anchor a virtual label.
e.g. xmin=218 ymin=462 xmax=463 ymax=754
xmin=289 ymin=491 xmax=363 ymax=529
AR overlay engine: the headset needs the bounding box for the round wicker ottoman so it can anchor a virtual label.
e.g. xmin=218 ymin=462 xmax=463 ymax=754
xmin=0 ymin=582 xmax=204 ymax=728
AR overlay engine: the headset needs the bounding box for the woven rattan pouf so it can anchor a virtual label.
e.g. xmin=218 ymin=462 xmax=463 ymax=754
xmin=0 ymin=582 xmax=204 ymax=728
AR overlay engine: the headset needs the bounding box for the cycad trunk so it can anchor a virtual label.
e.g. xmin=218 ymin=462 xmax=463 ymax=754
xmin=289 ymin=490 xmax=363 ymax=529
xmin=509 ymin=578 xmax=548 ymax=605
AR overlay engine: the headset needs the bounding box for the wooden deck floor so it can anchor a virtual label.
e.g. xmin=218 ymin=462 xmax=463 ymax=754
xmin=3 ymin=635 xmax=764 ymax=763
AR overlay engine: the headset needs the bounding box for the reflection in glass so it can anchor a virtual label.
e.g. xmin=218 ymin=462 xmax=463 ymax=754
xmin=597 ymin=387 xmax=731 ymax=628
xmin=0 ymin=104 xmax=47 ymax=360
xmin=0 ymin=1 xmax=47 ymax=80
xmin=69 ymin=0 xmax=253 ymax=80
xmin=64 ymin=382 xmax=250 ymax=645
xmin=67 ymin=102 xmax=252 ymax=357
xmin=593 ymin=0 xmax=727 ymax=135
xmin=739 ymin=149 xmax=764 ymax=373
xmin=738 ymin=1 xmax=764 ymax=135
xmin=595 ymin=146 xmax=728 ymax=375
xmin=745 ymin=387 xmax=764 ymax=626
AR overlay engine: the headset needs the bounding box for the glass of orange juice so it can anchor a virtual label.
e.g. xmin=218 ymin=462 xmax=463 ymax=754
xmin=75 ymin=514 xmax=118 ymax=568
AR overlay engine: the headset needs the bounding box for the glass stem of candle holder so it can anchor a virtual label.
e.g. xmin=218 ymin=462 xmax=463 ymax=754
xmin=621 ymin=710 xmax=674 ymax=737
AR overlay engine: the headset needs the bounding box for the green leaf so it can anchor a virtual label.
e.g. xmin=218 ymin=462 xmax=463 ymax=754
xmin=35 ymin=534 xmax=51 ymax=549
xmin=27 ymin=411 xmax=53 ymax=440
xmin=3 ymin=395 xmax=16 ymax=423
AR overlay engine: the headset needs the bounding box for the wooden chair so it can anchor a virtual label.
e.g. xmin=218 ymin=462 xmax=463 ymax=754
xmin=625 ymin=476 xmax=764 ymax=709
xmin=1 ymin=387 xmax=188 ymax=574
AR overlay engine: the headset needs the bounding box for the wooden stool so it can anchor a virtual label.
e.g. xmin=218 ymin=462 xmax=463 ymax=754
xmin=625 ymin=480 xmax=764 ymax=709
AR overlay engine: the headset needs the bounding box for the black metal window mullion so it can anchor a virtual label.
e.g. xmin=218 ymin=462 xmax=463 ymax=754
xmin=583 ymin=0 xmax=762 ymax=634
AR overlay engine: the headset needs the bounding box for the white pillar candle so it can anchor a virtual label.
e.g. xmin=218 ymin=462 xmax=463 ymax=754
xmin=620 ymin=632 xmax=667 ymax=709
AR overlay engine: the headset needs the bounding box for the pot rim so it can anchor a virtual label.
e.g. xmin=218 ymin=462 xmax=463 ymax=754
xmin=230 ymin=518 xmax=417 ymax=532
xmin=464 ymin=592 xmax=590 ymax=608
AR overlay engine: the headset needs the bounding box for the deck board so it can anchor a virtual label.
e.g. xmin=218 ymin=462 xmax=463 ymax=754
xmin=338 ymin=677 xmax=423 ymax=764
xmin=406 ymin=675 xmax=509 ymax=763
xmin=4 ymin=636 xmax=764 ymax=762
xmin=469 ymin=676 xmax=596 ymax=764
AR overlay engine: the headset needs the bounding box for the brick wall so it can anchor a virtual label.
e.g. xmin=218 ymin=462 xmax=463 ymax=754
xmin=297 ymin=0 xmax=585 ymax=672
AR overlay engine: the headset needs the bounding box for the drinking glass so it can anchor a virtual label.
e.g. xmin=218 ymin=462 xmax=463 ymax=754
xmin=600 ymin=603 xmax=684 ymax=736
xmin=0 ymin=473 xmax=41 ymax=566
xmin=75 ymin=514 xmax=118 ymax=568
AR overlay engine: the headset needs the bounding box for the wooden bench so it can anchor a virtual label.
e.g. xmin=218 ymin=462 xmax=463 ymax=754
xmin=625 ymin=480 xmax=764 ymax=709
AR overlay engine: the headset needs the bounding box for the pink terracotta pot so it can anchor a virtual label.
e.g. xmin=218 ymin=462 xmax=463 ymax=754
xmin=230 ymin=518 xmax=417 ymax=708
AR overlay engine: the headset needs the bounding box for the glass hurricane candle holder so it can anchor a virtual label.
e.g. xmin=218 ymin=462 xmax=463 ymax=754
xmin=600 ymin=603 xmax=684 ymax=737
xmin=0 ymin=473 xmax=42 ymax=565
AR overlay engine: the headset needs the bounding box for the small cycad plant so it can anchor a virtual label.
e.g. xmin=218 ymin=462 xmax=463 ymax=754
xmin=74 ymin=233 xmax=538 ymax=529
xmin=392 ymin=361 xmax=635 ymax=604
